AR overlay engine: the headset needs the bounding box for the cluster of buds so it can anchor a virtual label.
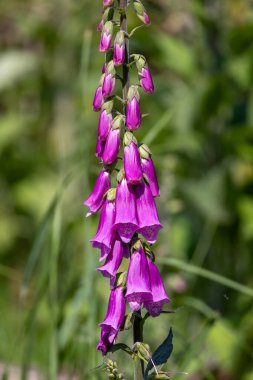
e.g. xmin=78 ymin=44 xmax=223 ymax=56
xmin=85 ymin=0 xmax=170 ymax=358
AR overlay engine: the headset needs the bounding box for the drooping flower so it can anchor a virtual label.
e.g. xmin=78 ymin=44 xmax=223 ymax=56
xmin=126 ymin=241 xmax=152 ymax=311
xmin=144 ymin=258 xmax=170 ymax=316
xmin=84 ymin=169 xmax=111 ymax=217
xmin=102 ymin=61 xmax=116 ymax=97
xmin=97 ymin=236 xmax=125 ymax=283
xmin=113 ymin=31 xmax=125 ymax=66
xmin=135 ymin=181 xmax=163 ymax=243
xmin=114 ymin=174 xmax=139 ymax=243
xmin=102 ymin=115 xmax=123 ymax=165
xmin=126 ymin=86 xmax=141 ymax=130
xmin=98 ymin=99 xmax=113 ymax=141
xmin=133 ymin=0 xmax=151 ymax=25
xmin=90 ymin=190 xmax=116 ymax=258
xmin=97 ymin=286 xmax=126 ymax=355
xmin=139 ymin=143 xmax=160 ymax=197
xmin=99 ymin=21 xmax=113 ymax=52
xmin=123 ymin=132 xmax=142 ymax=184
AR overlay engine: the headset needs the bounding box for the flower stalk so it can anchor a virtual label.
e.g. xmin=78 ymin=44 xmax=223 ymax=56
xmin=84 ymin=1 xmax=172 ymax=379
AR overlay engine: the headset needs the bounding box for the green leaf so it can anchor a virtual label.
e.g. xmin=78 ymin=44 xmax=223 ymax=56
xmin=145 ymin=328 xmax=173 ymax=378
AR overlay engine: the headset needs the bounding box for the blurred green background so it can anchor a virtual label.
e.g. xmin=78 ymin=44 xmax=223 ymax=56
xmin=1 ymin=0 xmax=253 ymax=379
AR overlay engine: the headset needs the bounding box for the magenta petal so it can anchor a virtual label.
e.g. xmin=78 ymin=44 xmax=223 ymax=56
xmin=124 ymin=142 xmax=143 ymax=184
xmin=96 ymin=137 xmax=105 ymax=158
xmin=114 ymin=178 xmax=138 ymax=243
xmin=143 ymin=11 xmax=151 ymax=25
xmin=141 ymin=157 xmax=160 ymax=197
xmin=144 ymin=258 xmax=170 ymax=316
xmin=135 ymin=181 xmax=163 ymax=243
xmin=97 ymin=20 xmax=104 ymax=32
xmin=126 ymin=97 xmax=141 ymax=130
xmin=99 ymin=286 xmax=126 ymax=333
xmin=90 ymin=199 xmax=115 ymax=256
xmin=93 ymin=86 xmax=103 ymax=111
xmin=99 ymin=33 xmax=112 ymax=52
xmin=140 ymin=67 xmax=154 ymax=93
xmin=97 ymin=236 xmax=125 ymax=280
xmin=102 ymin=128 xmax=120 ymax=164
xmin=102 ymin=73 xmax=116 ymax=97
xmin=126 ymin=246 xmax=152 ymax=311
xmin=113 ymin=44 xmax=125 ymax=66
xmin=98 ymin=110 xmax=112 ymax=141
xmin=84 ymin=169 xmax=110 ymax=216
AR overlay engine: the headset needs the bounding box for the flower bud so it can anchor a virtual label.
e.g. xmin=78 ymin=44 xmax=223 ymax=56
xmin=126 ymin=86 xmax=141 ymax=130
xmin=103 ymin=0 xmax=114 ymax=8
xmin=133 ymin=0 xmax=151 ymax=25
xmin=98 ymin=100 xmax=113 ymax=140
xmin=139 ymin=144 xmax=160 ymax=197
xmin=103 ymin=6 xmax=114 ymax=22
xmin=124 ymin=138 xmax=143 ymax=185
xmin=113 ymin=31 xmax=125 ymax=66
xmin=93 ymin=75 xmax=104 ymax=111
xmin=97 ymin=19 xmax=104 ymax=32
xmin=99 ymin=21 xmax=113 ymax=52
xmin=112 ymin=114 xmax=125 ymax=130
xmin=135 ymin=56 xmax=154 ymax=93
xmin=102 ymin=124 xmax=121 ymax=164
xmin=102 ymin=61 xmax=116 ymax=97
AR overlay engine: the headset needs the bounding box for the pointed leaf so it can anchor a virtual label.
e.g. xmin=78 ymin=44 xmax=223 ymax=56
xmin=144 ymin=328 xmax=173 ymax=378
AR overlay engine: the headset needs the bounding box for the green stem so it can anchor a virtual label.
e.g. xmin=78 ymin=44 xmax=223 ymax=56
xmin=119 ymin=1 xmax=144 ymax=379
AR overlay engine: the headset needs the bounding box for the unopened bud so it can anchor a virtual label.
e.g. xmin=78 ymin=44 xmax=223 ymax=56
xmin=139 ymin=143 xmax=152 ymax=159
xmin=100 ymin=21 xmax=113 ymax=52
xmin=103 ymin=7 xmax=114 ymax=22
xmin=116 ymin=169 xmax=125 ymax=183
xmin=112 ymin=114 xmax=125 ymax=130
xmin=133 ymin=0 xmax=151 ymax=25
xmin=107 ymin=188 xmax=117 ymax=201
xmin=102 ymin=99 xmax=114 ymax=113
xmin=123 ymin=131 xmax=137 ymax=146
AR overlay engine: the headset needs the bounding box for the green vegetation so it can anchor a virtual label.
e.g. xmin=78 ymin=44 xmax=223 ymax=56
xmin=0 ymin=0 xmax=253 ymax=379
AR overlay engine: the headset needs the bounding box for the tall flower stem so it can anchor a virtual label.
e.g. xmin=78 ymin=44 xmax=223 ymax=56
xmin=119 ymin=1 xmax=144 ymax=378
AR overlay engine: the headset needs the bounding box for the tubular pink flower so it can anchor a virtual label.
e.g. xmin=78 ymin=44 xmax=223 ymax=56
xmin=84 ymin=169 xmax=110 ymax=217
xmin=97 ymin=286 xmax=126 ymax=355
xmin=99 ymin=21 xmax=113 ymax=52
xmin=124 ymin=141 xmax=142 ymax=184
xmin=126 ymin=244 xmax=152 ymax=311
xmin=135 ymin=181 xmax=163 ymax=243
xmin=90 ymin=198 xmax=115 ymax=257
xmin=93 ymin=86 xmax=103 ymax=111
xmin=97 ymin=236 xmax=125 ymax=282
xmin=144 ymin=258 xmax=170 ymax=316
xmin=102 ymin=73 xmax=116 ymax=97
xmin=113 ymin=31 xmax=125 ymax=66
xmin=140 ymin=66 xmax=154 ymax=93
xmin=141 ymin=157 xmax=160 ymax=197
xmin=126 ymin=86 xmax=141 ymax=130
xmin=133 ymin=0 xmax=151 ymax=25
xmin=114 ymin=178 xmax=139 ymax=243
xmin=98 ymin=110 xmax=112 ymax=141
xmin=102 ymin=128 xmax=121 ymax=165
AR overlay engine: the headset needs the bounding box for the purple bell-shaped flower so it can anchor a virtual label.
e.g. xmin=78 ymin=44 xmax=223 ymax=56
xmin=126 ymin=86 xmax=141 ymax=130
xmin=139 ymin=143 xmax=160 ymax=197
xmin=99 ymin=21 xmax=113 ymax=52
xmin=84 ymin=169 xmax=111 ymax=216
xmin=123 ymin=132 xmax=143 ymax=184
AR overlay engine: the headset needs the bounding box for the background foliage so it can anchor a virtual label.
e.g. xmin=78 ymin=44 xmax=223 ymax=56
xmin=0 ymin=0 xmax=253 ymax=379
